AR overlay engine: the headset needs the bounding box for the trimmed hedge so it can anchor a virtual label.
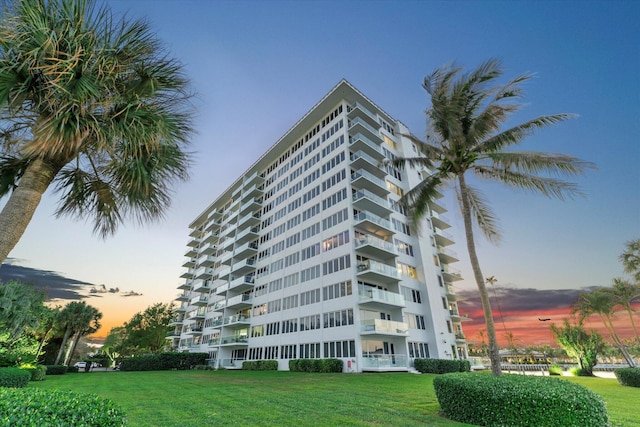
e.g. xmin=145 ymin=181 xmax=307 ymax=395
xmin=242 ymin=360 xmax=278 ymax=371
xmin=0 ymin=367 xmax=31 ymax=388
xmin=66 ymin=366 xmax=80 ymax=373
xmin=45 ymin=365 xmax=68 ymax=375
xmin=433 ymin=372 xmax=608 ymax=427
xmin=615 ymin=367 xmax=640 ymax=387
xmin=548 ymin=363 xmax=563 ymax=376
xmin=119 ymin=352 xmax=207 ymax=371
xmin=0 ymin=388 xmax=126 ymax=426
xmin=289 ymin=358 xmax=343 ymax=373
xmin=414 ymin=358 xmax=470 ymax=374
xmin=22 ymin=365 xmax=47 ymax=381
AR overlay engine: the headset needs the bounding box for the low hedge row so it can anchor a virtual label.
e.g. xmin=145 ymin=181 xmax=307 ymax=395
xmin=22 ymin=365 xmax=47 ymax=381
xmin=119 ymin=352 xmax=208 ymax=371
xmin=44 ymin=365 xmax=68 ymax=375
xmin=289 ymin=358 xmax=343 ymax=373
xmin=433 ymin=372 xmax=608 ymax=427
xmin=242 ymin=360 xmax=278 ymax=371
xmin=615 ymin=367 xmax=640 ymax=387
xmin=0 ymin=388 xmax=126 ymax=426
xmin=0 ymin=367 xmax=31 ymax=388
xmin=414 ymin=358 xmax=470 ymax=374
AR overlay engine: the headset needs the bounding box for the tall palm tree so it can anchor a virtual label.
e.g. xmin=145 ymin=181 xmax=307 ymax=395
xmin=608 ymin=278 xmax=640 ymax=343
xmin=620 ymin=239 xmax=640 ymax=282
xmin=572 ymin=288 xmax=636 ymax=366
xmin=64 ymin=303 xmax=101 ymax=365
xmin=0 ymin=0 xmax=193 ymax=264
xmin=53 ymin=301 xmax=100 ymax=365
xmin=391 ymin=59 xmax=594 ymax=375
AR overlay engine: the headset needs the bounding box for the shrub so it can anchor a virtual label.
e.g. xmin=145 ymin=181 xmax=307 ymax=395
xmin=242 ymin=360 xmax=278 ymax=371
xmin=288 ymin=359 xmax=343 ymax=373
xmin=414 ymin=358 xmax=470 ymax=374
xmin=66 ymin=366 xmax=79 ymax=373
xmin=548 ymin=363 xmax=563 ymax=376
xmin=615 ymin=367 xmax=640 ymax=387
xmin=20 ymin=364 xmax=46 ymax=381
xmin=568 ymin=366 xmax=591 ymax=376
xmin=433 ymin=372 xmax=608 ymax=427
xmin=119 ymin=352 xmax=207 ymax=371
xmin=0 ymin=367 xmax=31 ymax=388
xmin=44 ymin=365 xmax=67 ymax=375
xmin=0 ymin=388 xmax=126 ymax=426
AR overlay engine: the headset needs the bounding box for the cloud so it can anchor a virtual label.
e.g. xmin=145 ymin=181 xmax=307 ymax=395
xmin=0 ymin=258 xmax=94 ymax=300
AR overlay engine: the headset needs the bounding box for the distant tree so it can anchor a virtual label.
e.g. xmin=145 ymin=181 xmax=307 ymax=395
xmin=122 ymin=302 xmax=174 ymax=354
xmin=64 ymin=303 xmax=101 ymax=365
xmin=608 ymin=278 xmax=640 ymax=343
xmin=573 ymin=288 xmax=636 ymax=366
xmin=102 ymin=326 xmax=127 ymax=366
xmin=391 ymin=58 xmax=594 ymax=375
xmin=0 ymin=0 xmax=194 ymax=264
xmin=551 ymin=319 xmax=604 ymax=376
xmin=620 ymin=239 xmax=640 ymax=282
xmin=53 ymin=301 xmax=101 ymax=365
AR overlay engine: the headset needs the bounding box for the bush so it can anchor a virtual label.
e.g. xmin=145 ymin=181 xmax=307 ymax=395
xmin=20 ymin=364 xmax=46 ymax=381
xmin=615 ymin=367 xmax=640 ymax=387
xmin=433 ymin=372 xmax=608 ymax=427
xmin=548 ymin=363 xmax=563 ymax=376
xmin=0 ymin=367 xmax=31 ymax=388
xmin=242 ymin=360 xmax=278 ymax=371
xmin=44 ymin=365 xmax=67 ymax=375
xmin=119 ymin=352 xmax=207 ymax=371
xmin=288 ymin=359 xmax=343 ymax=373
xmin=413 ymin=358 xmax=470 ymax=374
xmin=568 ymin=366 xmax=591 ymax=376
xmin=0 ymin=388 xmax=126 ymax=426
xmin=66 ymin=366 xmax=79 ymax=373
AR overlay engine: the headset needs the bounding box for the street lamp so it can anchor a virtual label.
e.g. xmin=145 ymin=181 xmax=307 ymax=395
xmin=538 ymin=318 xmax=552 ymax=375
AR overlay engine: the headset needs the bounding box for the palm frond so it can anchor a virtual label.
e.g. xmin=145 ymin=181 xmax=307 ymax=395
xmin=485 ymin=151 xmax=597 ymax=177
xmin=0 ymin=155 xmax=30 ymax=197
xmin=457 ymin=182 xmax=501 ymax=243
xmin=400 ymin=174 xmax=445 ymax=228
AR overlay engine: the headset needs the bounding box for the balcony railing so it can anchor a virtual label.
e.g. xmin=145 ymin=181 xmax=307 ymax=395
xmin=358 ymin=285 xmax=405 ymax=306
xmin=355 ymin=234 xmax=396 ymax=254
xmin=360 ymin=318 xmax=408 ymax=334
xmin=353 ymin=211 xmax=392 ymax=231
xmin=219 ymin=335 xmax=249 ymax=345
xmin=357 ymin=259 xmax=399 ymax=279
xmin=362 ymin=354 xmax=408 ymax=369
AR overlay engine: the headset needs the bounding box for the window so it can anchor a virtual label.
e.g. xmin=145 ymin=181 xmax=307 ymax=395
xmin=301 ymin=265 xmax=320 ymax=282
xmin=299 ymin=342 xmax=321 ymax=359
xmin=394 ymin=238 xmax=414 ymax=256
xmin=324 ymin=340 xmax=356 ymax=358
xmin=323 ymin=309 xmax=354 ymax=328
xmin=300 ymin=289 xmax=321 ymax=306
xmin=301 ymin=242 xmax=321 ymax=260
xmin=266 ymin=322 xmax=280 ymax=336
xmin=302 ymin=203 xmax=320 ymax=221
xmin=282 ymin=318 xmax=298 ymax=334
xmin=281 ymin=344 xmax=297 ymax=359
xmin=283 ymin=273 xmax=299 ymax=288
xmin=299 ymin=315 xmax=321 ymax=331
xmin=322 ymin=208 xmax=349 ymax=230
xmin=267 ymin=299 xmax=282 ymax=313
xmin=284 ymin=252 xmax=299 ymax=267
xmin=397 ymin=262 xmax=417 ymax=279
xmin=322 ymin=230 xmax=349 ymax=251
xmin=282 ymin=295 xmax=298 ymax=310
xmin=323 ymin=255 xmax=351 ymax=275
xmin=253 ymin=303 xmax=267 ymax=317
xmin=323 ymin=281 xmax=352 ymax=301
xmin=408 ymin=342 xmax=429 ymax=358
xmin=301 ymin=223 xmax=320 ymax=241
xmin=268 ymin=279 xmax=282 ymax=293
xmin=322 ymin=188 xmax=347 ymax=210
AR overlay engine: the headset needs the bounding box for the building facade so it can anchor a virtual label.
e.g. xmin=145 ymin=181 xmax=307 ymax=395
xmin=168 ymin=80 xmax=468 ymax=372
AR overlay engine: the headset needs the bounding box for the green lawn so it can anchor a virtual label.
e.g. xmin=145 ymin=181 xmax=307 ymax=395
xmin=29 ymin=370 xmax=640 ymax=427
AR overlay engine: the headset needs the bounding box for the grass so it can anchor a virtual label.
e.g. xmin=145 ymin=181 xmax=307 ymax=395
xmin=28 ymin=370 xmax=640 ymax=427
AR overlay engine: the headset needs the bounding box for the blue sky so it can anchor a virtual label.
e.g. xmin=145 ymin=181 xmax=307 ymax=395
xmin=3 ymin=0 xmax=638 ymax=335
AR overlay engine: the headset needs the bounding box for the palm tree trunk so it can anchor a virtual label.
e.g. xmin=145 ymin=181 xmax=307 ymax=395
xmin=458 ymin=174 xmax=502 ymax=376
xmin=65 ymin=331 xmax=83 ymax=365
xmin=0 ymin=157 xmax=62 ymax=265
xmin=600 ymin=313 xmax=636 ymax=367
xmin=55 ymin=327 xmax=72 ymax=365
xmin=34 ymin=325 xmax=53 ymax=363
xmin=625 ymin=308 xmax=640 ymax=343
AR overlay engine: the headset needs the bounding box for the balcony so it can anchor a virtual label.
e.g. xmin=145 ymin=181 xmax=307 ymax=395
xmin=241 ymin=183 xmax=263 ymax=201
xmin=218 ymin=250 xmax=233 ymax=266
xmin=225 ymin=293 xmax=253 ymax=310
xmin=351 ymin=169 xmax=389 ymax=198
xmin=238 ymin=211 xmax=261 ymax=229
xmin=455 ymin=333 xmax=467 ymax=343
xmin=445 ymin=285 xmax=459 ymax=301
xmin=180 ymin=268 xmax=195 ymax=279
xmin=165 ymin=330 xmax=181 ymax=338
xmin=361 ymin=354 xmax=408 ymax=371
xmin=204 ymin=217 xmax=220 ymax=232
xmin=434 ymin=227 xmax=455 ymax=247
xmin=184 ymin=325 xmax=204 ymax=335
xmin=182 ymin=258 xmax=196 ymax=268
xmin=360 ymin=318 xmax=408 ymax=336
xmin=184 ymin=247 xmax=197 ymax=258
xmin=176 ymin=292 xmax=190 ymax=302
xmin=352 ymin=189 xmax=392 ymax=217
xmin=441 ymin=265 xmax=463 ymax=282
xmin=217 ymin=266 xmax=231 ymax=281
xmin=194 ymin=266 xmax=214 ymax=280
xmin=350 ymin=151 xmax=386 ymax=179
xmin=175 ymin=304 xmax=189 ymax=312
xmin=349 ymin=132 xmax=384 ymax=161
xmin=202 ymin=230 xmax=219 ymax=244
xmin=449 ymin=309 xmax=471 ymax=322
xmin=236 ymin=225 xmax=260 ymax=245
xmin=430 ymin=211 xmax=451 ymax=230
xmin=219 ymin=223 xmax=237 ymax=239
xmin=169 ymin=316 xmax=184 ymax=326
xmin=355 ymin=234 xmax=397 ymax=260
xmin=223 ymin=314 xmax=251 ymax=328
xmin=193 ymin=279 xmax=211 ymax=293
xmin=177 ymin=280 xmax=192 ymax=290
xmin=353 ymin=211 xmax=394 ymax=237
xmin=348 ymin=116 xmax=382 ymax=146
xmin=358 ymin=285 xmax=405 ymax=309
xmin=437 ymin=246 xmax=459 ymax=264
xmin=186 ymin=237 xmax=200 ymax=248
xmin=356 ymin=259 xmax=400 ymax=285
xmin=200 ymin=242 xmax=218 ymax=255
xmin=240 ymin=197 xmax=261 ymax=215
xmin=243 ymin=171 xmax=265 ymax=188
xmin=234 ymin=240 xmax=258 ymax=259
xmin=219 ymin=335 xmax=249 ymax=346
xmin=191 ymin=295 xmax=209 ymax=307
xmin=231 ymin=258 xmax=256 ymax=276
xmin=228 ymin=274 xmax=256 ymax=293
xmin=347 ymin=102 xmax=381 ymax=130
xmin=197 ymin=254 xmax=217 ymax=268
xmin=211 ymin=299 xmax=226 ymax=311
xmin=427 ymin=195 xmax=447 ymax=214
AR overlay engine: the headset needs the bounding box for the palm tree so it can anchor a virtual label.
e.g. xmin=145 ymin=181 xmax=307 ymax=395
xmin=53 ymin=301 xmax=101 ymax=365
xmin=620 ymin=239 xmax=640 ymax=282
xmin=608 ymin=278 xmax=640 ymax=343
xmin=391 ymin=59 xmax=594 ymax=375
xmin=64 ymin=304 xmax=101 ymax=365
xmin=572 ymin=288 xmax=636 ymax=366
xmin=0 ymin=0 xmax=193 ymax=264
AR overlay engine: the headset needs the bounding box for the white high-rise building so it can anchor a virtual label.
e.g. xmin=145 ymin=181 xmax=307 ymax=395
xmin=168 ymin=80 xmax=468 ymax=372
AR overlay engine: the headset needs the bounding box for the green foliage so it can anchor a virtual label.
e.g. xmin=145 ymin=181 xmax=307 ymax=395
xmin=0 ymin=367 xmax=31 ymax=388
xmin=288 ymin=359 xmax=343 ymax=373
xmin=568 ymin=366 xmax=592 ymax=376
xmin=120 ymin=303 xmax=174 ymax=355
xmin=548 ymin=363 xmax=563 ymax=376
xmin=242 ymin=360 xmax=278 ymax=371
xmin=44 ymin=365 xmax=67 ymax=375
xmin=615 ymin=367 xmax=640 ymax=387
xmin=119 ymin=352 xmax=207 ymax=371
xmin=433 ymin=372 xmax=609 ymax=427
xmin=66 ymin=366 xmax=80 ymax=373
xmin=551 ymin=319 xmax=604 ymax=375
xmin=0 ymin=388 xmax=125 ymax=426
xmin=414 ymin=358 xmax=470 ymax=374
xmin=20 ymin=364 xmax=46 ymax=381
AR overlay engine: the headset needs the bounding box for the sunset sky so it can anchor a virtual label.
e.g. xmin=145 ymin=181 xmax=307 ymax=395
xmin=1 ymin=0 xmax=638 ymax=346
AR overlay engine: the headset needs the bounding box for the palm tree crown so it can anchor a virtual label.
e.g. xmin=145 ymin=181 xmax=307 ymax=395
xmin=0 ymin=0 xmax=194 ymax=263
xmin=392 ymin=58 xmax=594 ymax=375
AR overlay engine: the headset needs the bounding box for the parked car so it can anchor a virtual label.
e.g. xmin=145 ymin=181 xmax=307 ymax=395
xmin=73 ymin=361 xmax=87 ymax=369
